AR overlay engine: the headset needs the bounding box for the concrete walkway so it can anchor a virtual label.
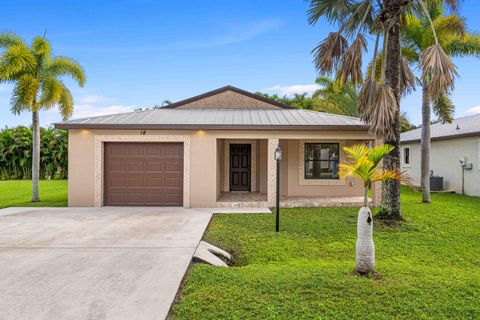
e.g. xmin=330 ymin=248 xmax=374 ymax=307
xmin=0 ymin=207 xmax=212 ymax=320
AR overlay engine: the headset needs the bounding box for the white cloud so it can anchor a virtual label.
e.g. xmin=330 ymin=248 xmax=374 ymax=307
xmin=71 ymin=104 xmax=137 ymax=119
xmin=262 ymin=84 xmax=321 ymax=96
xmin=466 ymin=105 xmax=480 ymax=114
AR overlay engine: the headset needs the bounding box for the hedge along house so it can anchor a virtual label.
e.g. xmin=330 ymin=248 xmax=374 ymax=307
xmin=55 ymin=86 xmax=381 ymax=208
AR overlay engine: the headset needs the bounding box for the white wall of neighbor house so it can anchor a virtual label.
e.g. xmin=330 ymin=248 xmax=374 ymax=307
xmin=68 ymin=129 xmax=377 ymax=208
xmin=400 ymin=137 xmax=480 ymax=196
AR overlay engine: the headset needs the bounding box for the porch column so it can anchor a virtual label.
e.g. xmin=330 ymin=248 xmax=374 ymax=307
xmin=267 ymin=138 xmax=279 ymax=207
xmin=371 ymin=138 xmax=383 ymax=207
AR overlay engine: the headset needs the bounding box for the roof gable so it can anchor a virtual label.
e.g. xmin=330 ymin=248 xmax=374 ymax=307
xmin=163 ymin=85 xmax=294 ymax=110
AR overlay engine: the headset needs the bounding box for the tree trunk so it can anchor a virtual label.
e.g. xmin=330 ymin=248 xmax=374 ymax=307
xmin=31 ymin=110 xmax=40 ymax=202
xmin=364 ymin=186 xmax=369 ymax=208
xmin=421 ymin=86 xmax=431 ymax=203
xmin=380 ymin=0 xmax=403 ymax=221
xmin=356 ymin=207 xmax=375 ymax=274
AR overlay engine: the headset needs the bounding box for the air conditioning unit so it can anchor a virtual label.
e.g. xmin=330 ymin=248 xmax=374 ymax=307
xmin=430 ymin=176 xmax=444 ymax=191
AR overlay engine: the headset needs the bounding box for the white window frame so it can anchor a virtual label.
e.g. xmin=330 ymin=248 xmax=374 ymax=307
xmin=403 ymin=145 xmax=411 ymax=168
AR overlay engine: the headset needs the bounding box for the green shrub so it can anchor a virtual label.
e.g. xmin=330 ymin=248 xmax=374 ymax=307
xmin=0 ymin=126 xmax=68 ymax=180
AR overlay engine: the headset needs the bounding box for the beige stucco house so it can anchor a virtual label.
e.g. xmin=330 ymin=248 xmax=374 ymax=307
xmin=55 ymin=86 xmax=381 ymax=208
xmin=401 ymin=113 xmax=480 ymax=196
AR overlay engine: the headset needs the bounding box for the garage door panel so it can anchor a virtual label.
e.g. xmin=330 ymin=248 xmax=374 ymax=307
xmin=109 ymin=176 xmax=126 ymax=187
xmin=104 ymin=142 xmax=183 ymax=206
xmin=126 ymin=161 xmax=144 ymax=171
xmin=109 ymin=144 xmax=126 ymax=155
xmin=109 ymin=160 xmax=125 ymax=171
xmin=145 ymin=177 xmax=163 ymax=187
xmin=145 ymin=161 xmax=163 ymax=171
xmin=126 ymin=144 xmax=144 ymax=155
xmin=126 ymin=177 xmax=144 ymax=187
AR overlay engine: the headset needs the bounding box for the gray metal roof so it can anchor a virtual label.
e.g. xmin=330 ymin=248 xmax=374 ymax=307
xmin=401 ymin=113 xmax=480 ymax=143
xmin=55 ymin=108 xmax=368 ymax=130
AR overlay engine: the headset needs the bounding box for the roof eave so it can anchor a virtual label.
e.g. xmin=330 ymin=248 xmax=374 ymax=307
xmin=401 ymin=131 xmax=480 ymax=144
xmin=54 ymin=123 xmax=369 ymax=131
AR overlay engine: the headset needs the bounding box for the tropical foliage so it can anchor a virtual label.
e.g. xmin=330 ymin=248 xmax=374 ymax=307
xmin=307 ymin=0 xmax=459 ymax=220
xmin=339 ymin=144 xmax=410 ymax=207
xmin=258 ymin=76 xmax=414 ymax=131
xmin=339 ymin=143 xmax=411 ymax=273
xmin=0 ymin=126 xmax=68 ymax=180
xmin=400 ymin=3 xmax=480 ymax=203
xmin=0 ymin=32 xmax=85 ymax=201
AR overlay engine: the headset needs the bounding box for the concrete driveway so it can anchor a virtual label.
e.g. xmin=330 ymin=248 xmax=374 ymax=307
xmin=0 ymin=207 xmax=212 ymax=320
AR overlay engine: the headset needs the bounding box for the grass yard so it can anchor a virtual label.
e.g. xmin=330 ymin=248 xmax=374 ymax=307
xmin=171 ymin=188 xmax=480 ymax=319
xmin=0 ymin=180 xmax=68 ymax=208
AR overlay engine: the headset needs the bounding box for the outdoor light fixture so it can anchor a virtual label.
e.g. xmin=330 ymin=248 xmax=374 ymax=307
xmin=275 ymin=145 xmax=282 ymax=161
xmin=275 ymin=145 xmax=282 ymax=232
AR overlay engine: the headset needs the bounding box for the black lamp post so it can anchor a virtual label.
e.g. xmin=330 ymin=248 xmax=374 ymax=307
xmin=274 ymin=145 xmax=282 ymax=232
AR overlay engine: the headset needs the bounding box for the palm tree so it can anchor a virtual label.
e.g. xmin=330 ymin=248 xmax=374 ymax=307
xmin=339 ymin=144 xmax=411 ymax=273
xmin=0 ymin=33 xmax=85 ymax=202
xmin=401 ymin=4 xmax=480 ymax=203
xmin=307 ymin=0 xmax=459 ymax=220
xmin=313 ymin=76 xmax=359 ymax=116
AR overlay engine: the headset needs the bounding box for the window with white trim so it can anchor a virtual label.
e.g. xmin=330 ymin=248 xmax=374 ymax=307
xmin=304 ymin=143 xmax=339 ymax=179
xmin=404 ymin=147 xmax=410 ymax=165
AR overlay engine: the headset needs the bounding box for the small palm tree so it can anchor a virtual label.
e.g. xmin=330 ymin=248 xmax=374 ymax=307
xmin=0 ymin=33 xmax=86 ymax=201
xmin=339 ymin=144 xmax=410 ymax=274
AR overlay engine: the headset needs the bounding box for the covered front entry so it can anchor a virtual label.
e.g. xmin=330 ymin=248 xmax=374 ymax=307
xmin=229 ymin=144 xmax=251 ymax=191
xmin=104 ymin=142 xmax=184 ymax=206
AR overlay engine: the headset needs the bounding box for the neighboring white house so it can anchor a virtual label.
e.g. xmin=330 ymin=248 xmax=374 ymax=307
xmin=400 ymin=113 xmax=480 ymax=197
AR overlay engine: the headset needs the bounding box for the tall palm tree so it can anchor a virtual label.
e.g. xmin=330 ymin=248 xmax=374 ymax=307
xmin=307 ymin=0 xmax=459 ymax=220
xmin=0 ymin=33 xmax=86 ymax=202
xmin=401 ymin=4 xmax=480 ymax=203
xmin=339 ymin=143 xmax=411 ymax=273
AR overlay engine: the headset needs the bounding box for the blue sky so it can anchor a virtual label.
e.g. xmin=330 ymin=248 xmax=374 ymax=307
xmin=1 ymin=0 xmax=480 ymax=127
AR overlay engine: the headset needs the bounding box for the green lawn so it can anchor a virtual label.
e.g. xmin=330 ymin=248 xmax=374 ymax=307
xmin=171 ymin=188 xmax=480 ymax=319
xmin=0 ymin=180 xmax=68 ymax=208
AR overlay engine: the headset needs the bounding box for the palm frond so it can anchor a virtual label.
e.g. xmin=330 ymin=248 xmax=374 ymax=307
xmin=31 ymin=37 xmax=52 ymax=66
xmin=307 ymin=0 xmax=353 ymax=25
xmin=10 ymin=75 xmax=39 ymax=114
xmin=0 ymin=33 xmax=25 ymax=48
xmin=399 ymin=55 xmax=416 ymax=95
xmin=444 ymin=33 xmax=480 ymax=57
xmin=0 ymin=44 xmax=36 ymax=81
xmin=341 ymin=0 xmax=375 ymax=36
xmin=47 ymin=56 xmax=86 ymax=87
xmin=358 ymin=78 xmax=377 ymax=124
xmin=369 ymin=83 xmax=397 ymax=140
xmin=39 ymin=78 xmax=63 ymax=109
xmin=432 ymin=93 xmax=455 ymax=123
xmin=343 ymin=144 xmax=369 ymax=162
xmin=423 ymin=15 xmax=465 ymax=49
xmin=421 ymin=44 xmax=458 ymax=99
xmin=312 ymin=32 xmax=348 ymax=74
xmin=337 ymin=33 xmax=366 ymax=85
xmin=368 ymin=144 xmax=394 ymax=167
xmin=58 ymin=86 xmax=74 ymax=120
xmin=400 ymin=14 xmax=424 ymax=51
xmin=372 ymin=169 xmax=416 ymax=190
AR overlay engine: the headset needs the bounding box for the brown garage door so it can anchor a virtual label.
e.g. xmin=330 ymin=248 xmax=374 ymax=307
xmin=104 ymin=142 xmax=183 ymax=206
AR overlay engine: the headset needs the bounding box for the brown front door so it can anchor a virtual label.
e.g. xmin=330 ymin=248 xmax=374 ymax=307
xmin=230 ymin=144 xmax=251 ymax=191
xmin=104 ymin=142 xmax=183 ymax=206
